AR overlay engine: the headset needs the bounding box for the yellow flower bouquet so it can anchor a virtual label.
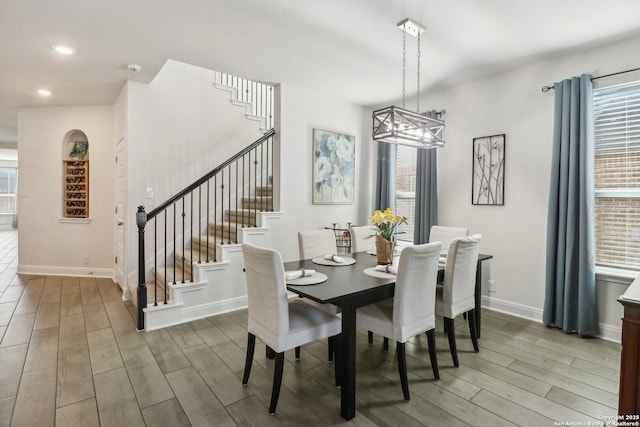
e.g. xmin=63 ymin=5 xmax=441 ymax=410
xmin=369 ymin=208 xmax=407 ymax=265
xmin=370 ymin=208 xmax=408 ymax=241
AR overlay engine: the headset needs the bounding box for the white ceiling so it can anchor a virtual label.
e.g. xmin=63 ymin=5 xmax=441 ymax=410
xmin=2 ymin=0 xmax=640 ymax=144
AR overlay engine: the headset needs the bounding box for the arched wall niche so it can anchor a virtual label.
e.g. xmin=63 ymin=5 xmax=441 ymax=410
xmin=62 ymin=129 xmax=89 ymax=160
xmin=61 ymin=129 xmax=90 ymax=219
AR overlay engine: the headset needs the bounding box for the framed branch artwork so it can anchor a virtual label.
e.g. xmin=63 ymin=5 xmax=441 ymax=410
xmin=312 ymin=128 xmax=355 ymax=204
xmin=472 ymin=134 xmax=505 ymax=205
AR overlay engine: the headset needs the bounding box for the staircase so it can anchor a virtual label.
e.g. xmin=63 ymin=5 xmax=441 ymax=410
xmin=134 ymin=72 xmax=278 ymax=331
xmin=148 ymin=182 xmax=274 ymax=307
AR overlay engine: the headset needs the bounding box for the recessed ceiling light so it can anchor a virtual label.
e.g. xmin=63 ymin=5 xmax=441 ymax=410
xmin=52 ymin=45 xmax=74 ymax=55
xmin=127 ymin=64 xmax=142 ymax=73
xmin=37 ymin=89 xmax=52 ymax=96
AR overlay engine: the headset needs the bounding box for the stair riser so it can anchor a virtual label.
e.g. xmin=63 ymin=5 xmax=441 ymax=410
xmin=205 ymin=226 xmax=238 ymax=242
xmin=241 ymin=199 xmax=273 ymax=210
xmin=224 ymin=213 xmax=257 ymax=226
xmin=255 ymin=186 xmax=273 ymax=196
xmin=155 ymin=267 xmax=192 ymax=285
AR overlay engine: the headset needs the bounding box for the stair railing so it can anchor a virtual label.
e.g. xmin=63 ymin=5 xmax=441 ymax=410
xmin=136 ymin=129 xmax=276 ymax=330
xmin=215 ymin=72 xmax=274 ymax=130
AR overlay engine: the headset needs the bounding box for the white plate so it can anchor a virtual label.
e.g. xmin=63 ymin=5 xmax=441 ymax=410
xmin=312 ymin=256 xmax=356 ymax=266
xmin=286 ymin=272 xmax=328 ymax=285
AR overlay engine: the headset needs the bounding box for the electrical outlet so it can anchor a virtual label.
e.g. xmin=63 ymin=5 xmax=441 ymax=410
xmin=488 ymin=280 xmax=496 ymax=293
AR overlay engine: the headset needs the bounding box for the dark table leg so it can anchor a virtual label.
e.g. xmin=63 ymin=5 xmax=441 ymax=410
xmin=475 ymin=260 xmax=483 ymax=339
xmin=338 ymin=305 xmax=356 ymax=420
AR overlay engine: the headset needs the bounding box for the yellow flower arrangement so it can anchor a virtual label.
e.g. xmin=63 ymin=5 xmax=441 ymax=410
xmin=369 ymin=207 xmax=408 ymax=241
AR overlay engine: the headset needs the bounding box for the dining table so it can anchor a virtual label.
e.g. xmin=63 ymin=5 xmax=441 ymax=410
xmin=282 ymin=250 xmax=492 ymax=420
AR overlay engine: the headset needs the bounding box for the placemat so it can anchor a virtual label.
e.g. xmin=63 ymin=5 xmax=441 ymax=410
xmin=311 ymin=257 xmax=357 ymax=266
xmin=286 ymin=272 xmax=328 ymax=285
xmin=363 ymin=267 xmax=397 ymax=279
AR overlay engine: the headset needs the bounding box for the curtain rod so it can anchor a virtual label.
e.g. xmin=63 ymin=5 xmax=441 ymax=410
xmin=541 ymin=66 xmax=640 ymax=92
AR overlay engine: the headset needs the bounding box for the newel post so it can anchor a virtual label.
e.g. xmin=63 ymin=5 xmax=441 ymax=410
xmin=136 ymin=206 xmax=147 ymax=331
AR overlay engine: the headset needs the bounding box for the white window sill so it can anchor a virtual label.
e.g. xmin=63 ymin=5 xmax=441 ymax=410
xmin=595 ymin=265 xmax=639 ymax=285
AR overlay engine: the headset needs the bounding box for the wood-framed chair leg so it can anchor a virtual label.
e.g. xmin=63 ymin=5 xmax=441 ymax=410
xmin=444 ymin=317 xmax=459 ymax=367
xmin=396 ymin=342 xmax=410 ymax=401
xmin=426 ymin=329 xmax=439 ymax=380
xmin=467 ymin=309 xmax=479 ymax=352
xmin=269 ymin=352 xmax=285 ymax=415
xmin=383 ymin=337 xmax=389 ymax=351
xmin=295 ymin=346 xmax=301 ymax=360
xmin=242 ymin=333 xmax=256 ymax=385
xmin=367 ymin=331 xmax=373 ymax=345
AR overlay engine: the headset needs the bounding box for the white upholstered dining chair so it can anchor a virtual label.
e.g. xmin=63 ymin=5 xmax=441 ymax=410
xmin=241 ymin=243 xmax=342 ymax=415
xmin=435 ymin=234 xmax=481 ymax=367
xmin=350 ymin=225 xmax=376 ymax=253
xmin=298 ymin=229 xmax=337 ymax=260
xmin=297 ymin=229 xmax=340 ymax=361
xmin=429 ymin=225 xmax=469 ymax=255
xmin=356 ymin=242 xmax=442 ymax=401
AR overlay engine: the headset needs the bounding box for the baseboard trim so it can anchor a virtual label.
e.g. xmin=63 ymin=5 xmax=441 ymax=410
xmin=18 ymin=264 xmax=114 ymax=279
xmin=481 ymin=295 xmax=621 ymax=343
xmin=182 ymin=295 xmax=248 ymax=319
xmin=143 ymin=295 xmax=249 ymax=331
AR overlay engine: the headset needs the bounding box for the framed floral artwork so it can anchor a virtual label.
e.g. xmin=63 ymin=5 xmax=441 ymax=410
xmin=312 ymin=129 xmax=355 ymax=204
xmin=472 ymin=134 xmax=505 ymax=205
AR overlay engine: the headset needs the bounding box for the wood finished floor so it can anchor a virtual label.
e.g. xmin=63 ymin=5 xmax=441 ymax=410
xmin=0 ymin=229 xmax=622 ymax=426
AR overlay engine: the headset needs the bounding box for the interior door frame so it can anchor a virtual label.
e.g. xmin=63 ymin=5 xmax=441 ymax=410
xmin=115 ymin=137 xmax=126 ymax=296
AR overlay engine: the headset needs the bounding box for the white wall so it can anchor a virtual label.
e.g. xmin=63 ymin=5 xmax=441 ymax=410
xmin=405 ymin=34 xmax=640 ymax=340
xmin=17 ymin=105 xmax=115 ymax=276
xmin=273 ymin=84 xmax=369 ymax=262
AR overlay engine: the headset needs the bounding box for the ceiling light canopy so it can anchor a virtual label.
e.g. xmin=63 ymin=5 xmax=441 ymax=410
xmin=52 ymin=45 xmax=74 ymax=55
xmin=372 ymin=18 xmax=445 ymax=149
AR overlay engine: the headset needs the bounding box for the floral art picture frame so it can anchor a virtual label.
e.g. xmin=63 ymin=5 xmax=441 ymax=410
xmin=472 ymin=134 xmax=505 ymax=205
xmin=312 ymin=129 xmax=355 ymax=204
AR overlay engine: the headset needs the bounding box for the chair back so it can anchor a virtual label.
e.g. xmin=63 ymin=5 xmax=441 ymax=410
xmin=350 ymin=226 xmax=376 ymax=253
xmin=393 ymin=242 xmax=441 ymax=341
xmin=298 ymin=229 xmax=337 ymax=260
xmin=242 ymin=243 xmax=289 ymax=348
xmin=429 ymin=225 xmax=469 ymax=254
xmin=442 ymin=235 xmax=481 ymax=316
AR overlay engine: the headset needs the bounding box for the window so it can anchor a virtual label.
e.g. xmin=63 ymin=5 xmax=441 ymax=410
xmin=0 ymin=167 xmax=18 ymax=229
xmin=593 ymin=81 xmax=640 ymax=271
xmin=395 ymin=145 xmax=416 ymax=241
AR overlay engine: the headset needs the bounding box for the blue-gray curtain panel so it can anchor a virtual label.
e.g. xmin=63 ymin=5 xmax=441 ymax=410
xmin=413 ymin=110 xmax=439 ymax=244
xmin=543 ymin=74 xmax=599 ymax=336
xmin=375 ymin=141 xmax=396 ymax=211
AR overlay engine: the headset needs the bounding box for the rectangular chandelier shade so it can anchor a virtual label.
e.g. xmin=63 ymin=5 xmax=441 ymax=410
xmin=372 ymin=106 xmax=445 ymax=149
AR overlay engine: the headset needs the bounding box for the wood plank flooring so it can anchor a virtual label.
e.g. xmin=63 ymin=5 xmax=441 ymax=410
xmin=0 ymin=229 xmax=622 ymax=426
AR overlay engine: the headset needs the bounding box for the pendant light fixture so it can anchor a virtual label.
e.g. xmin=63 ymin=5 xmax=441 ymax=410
xmin=372 ymin=18 xmax=445 ymax=149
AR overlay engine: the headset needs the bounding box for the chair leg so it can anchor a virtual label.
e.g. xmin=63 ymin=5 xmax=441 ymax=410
xmin=383 ymin=337 xmax=389 ymax=351
xmin=426 ymin=329 xmax=439 ymax=380
xmin=269 ymin=352 xmax=285 ymax=415
xmin=328 ymin=336 xmax=334 ymax=363
xmin=468 ymin=309 xmax=479 ymax=352
xmin=295 ymin=346 xmax=301 ymax=360
xmin=367 ymin=331 xmax=373 ymax=345
xmin=242 ymin=333 xmax=256 ymax=385
xmin=445 ymin=317 xmax=459 ymax=367
xmin=396 ymin=342 xmax=410 ymax=401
